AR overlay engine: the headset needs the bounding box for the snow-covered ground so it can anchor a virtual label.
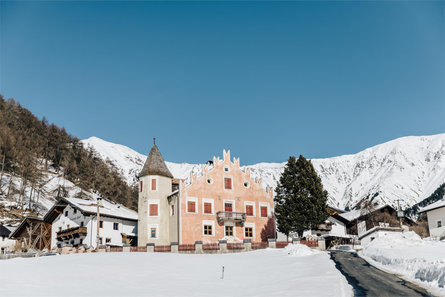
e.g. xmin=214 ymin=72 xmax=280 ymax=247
xmin=360 ymin=231 xmax=445 ymax=296
xmin=0 ymin=248 xmax=352 ymax=297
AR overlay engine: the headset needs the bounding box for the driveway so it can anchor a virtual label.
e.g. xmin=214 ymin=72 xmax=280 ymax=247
xmin=330 ymin=251 xmax=433 ymax=297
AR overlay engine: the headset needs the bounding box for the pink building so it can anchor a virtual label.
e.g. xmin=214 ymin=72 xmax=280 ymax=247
xmin=138 ymin=144 xmax=275 ymax=246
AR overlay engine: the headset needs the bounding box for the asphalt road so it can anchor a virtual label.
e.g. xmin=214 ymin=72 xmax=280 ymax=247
xmin=330 ymin=251 xmax=433 ymax=297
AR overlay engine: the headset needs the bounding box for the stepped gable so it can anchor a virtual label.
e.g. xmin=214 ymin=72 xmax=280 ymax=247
xmin=139 ymin=143 xmax=173 ymax=178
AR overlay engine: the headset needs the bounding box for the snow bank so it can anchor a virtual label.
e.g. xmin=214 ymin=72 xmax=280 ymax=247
xmin=285 ymin=243 xmax=321 ymax=257
xmin=0 ymin=249 xmax=352 ymax=297
xmin=360 ymin=231 xmax=445 ymax=296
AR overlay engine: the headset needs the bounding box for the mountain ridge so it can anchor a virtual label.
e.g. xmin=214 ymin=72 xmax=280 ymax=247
xmin=82 ymin=133 xmax=445 ymax=210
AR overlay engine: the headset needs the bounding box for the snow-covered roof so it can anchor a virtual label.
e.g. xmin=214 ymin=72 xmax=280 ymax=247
xmin=419 ymin=199 xmax=445 ymax=213
xmin=64 ymin=197 xmax=138 ymax=221
xmin=339 ymin=205 xmax=393 ymax=222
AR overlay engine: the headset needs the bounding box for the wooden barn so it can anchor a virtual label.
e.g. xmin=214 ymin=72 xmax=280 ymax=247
xmin=9 ymin=217 xmax=51 ymax=252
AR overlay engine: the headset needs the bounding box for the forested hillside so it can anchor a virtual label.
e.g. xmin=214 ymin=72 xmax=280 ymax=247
xmin=0 ymin=96 xmax=137 ymax=219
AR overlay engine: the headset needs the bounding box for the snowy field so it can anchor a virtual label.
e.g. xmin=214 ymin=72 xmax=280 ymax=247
xmin=0 ymin=246 xmax=352 ymax=297
xmin=360 ymin=232 xmax=445 ymax=296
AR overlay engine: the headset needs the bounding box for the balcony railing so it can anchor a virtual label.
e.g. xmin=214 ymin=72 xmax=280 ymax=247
xmin=216 ymin=211 xmax=246 ymax=224
xmin=315 ymin=223 xmax=332 ymax=231
xmin=56 ymin=226 xmax=87 ymax=240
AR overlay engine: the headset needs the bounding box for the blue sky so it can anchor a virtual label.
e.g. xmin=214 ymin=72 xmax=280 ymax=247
xmin=1 ymin=1 xmax=444 ymax=164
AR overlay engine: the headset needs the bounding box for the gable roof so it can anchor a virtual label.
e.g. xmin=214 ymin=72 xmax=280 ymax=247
xmin=419 ymin=199 xmax=445 ymax=213
xmin=0 ymin=224 xmax=12 ymax=237
xmin=44 ymin=197 xmax=138 ymax=223
xmin=139 ymin=144 xmax=173 ymax=178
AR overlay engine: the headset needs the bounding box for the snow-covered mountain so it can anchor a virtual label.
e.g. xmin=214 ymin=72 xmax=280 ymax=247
xmin=82 ymin=134 xmax=445 ymax=210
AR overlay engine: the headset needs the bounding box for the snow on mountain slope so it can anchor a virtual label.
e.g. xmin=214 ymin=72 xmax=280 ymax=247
xmin=82 ymin=134 xmax=445 ymax=210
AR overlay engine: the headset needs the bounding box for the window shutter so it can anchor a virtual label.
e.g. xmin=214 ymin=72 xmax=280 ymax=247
xmin=151 ymin=179 xmax=156 ymax=190
xmin=246 ymin=205 xmax=253 ymax=216
xmin=188 ymin=201 xmax=196 ymax=213
xmin=204 ymin=202 xmax=212 ymax=214
xmin=260 ymin=206 xmax=268 ymax=217
xmin=140 ymin=181 xmax=143 ymax=192
xmin=149 ymin=204 xmax=158 ymax=216
xmin=224 ymin=178 xmax=232 ymax=190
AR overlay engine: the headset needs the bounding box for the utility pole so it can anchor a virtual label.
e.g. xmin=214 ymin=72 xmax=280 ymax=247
xmin=396 ymin=199 xmax=403 ymax=228
xmin=96 ymin=196 xmax=103 ymax=251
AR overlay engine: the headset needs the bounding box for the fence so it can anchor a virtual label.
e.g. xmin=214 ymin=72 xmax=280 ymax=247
xmin=154 ymin=245 xmax=171 ymax=252
xmin=178 ymin=244 xmax=195 ymax=251
xmin=53 ymin=238 xmax=324 ymax=255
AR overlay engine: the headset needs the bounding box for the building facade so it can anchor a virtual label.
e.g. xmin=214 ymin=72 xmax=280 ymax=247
xmin=138 ymin=144 xmax=275 ymax=246
xmin=420 ymin=198 xmax=445 ymax=239
xmin=45 ymin=197 xmax=138 ymax=249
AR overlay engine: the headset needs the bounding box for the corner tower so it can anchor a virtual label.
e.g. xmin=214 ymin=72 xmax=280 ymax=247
xmin=138 ymin=141 xmax=173 ymax=246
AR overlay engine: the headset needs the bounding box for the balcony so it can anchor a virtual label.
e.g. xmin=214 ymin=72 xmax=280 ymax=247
xmin=56 ymin=226 xmax=87 ymax=240
xmin=216 ymin=211 xmax=246 ymax=224
xmin=314 ymin=223 xmax=332 ymax=231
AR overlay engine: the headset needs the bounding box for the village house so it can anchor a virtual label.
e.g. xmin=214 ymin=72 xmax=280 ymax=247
xmin=138 ymin=143 xmax=275 ymax=246
xmin=419 ymin=198 xmax=445 ymax=239
xmin=9 ymin=217 xmax=52 ymax=252
xmin=44 ymin=197 xmax=138 ymax=249
xmin=0 ymin=224 xmax=16 ymax=254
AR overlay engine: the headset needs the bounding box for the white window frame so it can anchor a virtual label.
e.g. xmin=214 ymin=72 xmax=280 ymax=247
xmin=148 ymin=200 xmax=160 ymax=217
xmin=148 ymin=224 xmax=159 ymax=239
xmin=437 ymin=220 xmax=442 ymax=228
xmin=259 ymin=202 xmax=270 ymax=218
xmin=244 ymin=223 xmax=255 ymax=239
xmin=244 ymin=201 xmax=256 ymax=217
xmin=151 ymin=177 xmax=158 ymax=191
xmin=223 ymin=176 xmax=233 ymax=191
xmin=202 ymin=198 xmax=215 ymax=215
xmin=223 ymin=199 xmax=236 ymax=212
xmin=186 ymin=197 xmax=198 ymax=214
xmin=202 ymin=220 xmax=215 ymax=237
xmin=113 ymin=222 xmax=119 ymax=231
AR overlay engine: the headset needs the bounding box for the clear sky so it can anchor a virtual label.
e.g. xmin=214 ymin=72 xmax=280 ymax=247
xmin=1 ymin=1 xmax=444 ymax=164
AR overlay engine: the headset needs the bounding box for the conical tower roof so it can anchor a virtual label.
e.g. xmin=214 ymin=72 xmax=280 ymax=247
xmin=139 ymin=143 xmax=173 ymax=178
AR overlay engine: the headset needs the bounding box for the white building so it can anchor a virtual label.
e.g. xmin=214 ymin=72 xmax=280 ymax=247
xmin=0 ymin=225 xmax=16 ymax=254
xmin=419 ymin=198 xmax=445 ymax=239
xmin=44 ymin=197 xmax=138 ymax=249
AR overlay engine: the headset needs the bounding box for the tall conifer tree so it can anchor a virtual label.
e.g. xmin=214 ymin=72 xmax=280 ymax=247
xmin=274 ymin=155 xmax=329 ymax=238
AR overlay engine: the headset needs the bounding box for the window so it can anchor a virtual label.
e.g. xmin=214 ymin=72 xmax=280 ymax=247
xmin=140 ymin=180 xmax=143 ymax=192
xmin=113 ymin=223 xmax=119 ymax=230
xmin=245 ymin=227 xmax=253 ymax=238
xmin=99 ymin=237 xmax=103 ymax=244
xmin=244 ymin=182 xmax=249 ymax=188
xmin=224 ymin=202 xmax=233 ymax=212
xmin=260 ymin=206 xmax=268 ymax=217
xmin=187 ymin=201 xmax=196 ymax=213
xmin=224 ymin=166 xmax=229 ymax=172
xmin=204 ymin=225 xmax=213 ymax=235
xmin=204 ymin=202 xmax=212 ymax=214
xmin=246 ymin=205 xmax=254 ymax=216
xmin=225 ymin=226 xmax=233 ymax=236
xmin=149 ymin=204 xmax=158 ymax=216
xmin=171 ymin=205 xmax=175 ymax=216
xmin=73 ymin=209 xmax=77 ymax=214
xmin=80 ymin=221 xmax=84 ymax=227
xmin=151 ymin=178 xmax=157 ymax=191
xmin=207 ymin=178 xmax=213 ymax=184
xmin=150 ymin=228 xmax=156 ymax=238
xmin=99 ymin=221 xmax=104 ymax=228
xmin=224 ymin=178 xmax=232 ymax=190
xmin=106 ymin=238 xmax=111 ymax=243
xmin=65 ymin=211 xmax=68 ymax=216
xmin=58 ymin=227 xmax=62 ymax=232
xmin=438 ymin=221 xmax=442 ymax=228
xmin=67 ymin=224 xmax=70 ymax=229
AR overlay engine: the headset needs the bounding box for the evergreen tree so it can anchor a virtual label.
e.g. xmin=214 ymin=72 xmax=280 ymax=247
xmin=274 ymin=155 xmax=329 ymax=238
